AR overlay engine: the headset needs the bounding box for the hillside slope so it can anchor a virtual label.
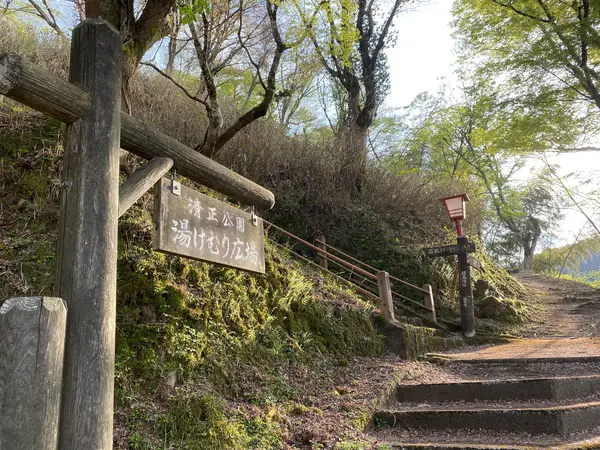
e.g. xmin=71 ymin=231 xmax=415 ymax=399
xmin=0 ymin=43 xmax=529 ymax=449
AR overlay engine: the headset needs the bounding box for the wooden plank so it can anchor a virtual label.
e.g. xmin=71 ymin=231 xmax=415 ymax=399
xmin=55 ymin=19 xmax=121 ymax=450
xmin=422 ymin=284 xmax=436 ymax=323
xmin=377 ymin=271 xmax=395 ymax=322
xmin=424 ymin=242 xmax=476 ymax=257
xmin=0 ymin=52 xmax=275 ymax=210
xmin=119 ymin=157 xmax=173 ymax=217
xmin=0 ymin=297 xmax=67 ymax=450
xmin=121 ymin=114 xmax=274 ymax=210
xmin=153 ymin=178 xmax=265 ymax=274
xmin=0 ymin=53 xmax=90 ymax=123
xmin=316 ymin=234 xmax=328 ymax=269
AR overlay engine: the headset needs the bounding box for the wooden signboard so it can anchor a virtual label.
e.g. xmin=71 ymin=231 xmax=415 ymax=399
xmin=153 ymin=178 xmax=265 ymax=273
xmin=423 ymin=242 xmax=476 ymax=257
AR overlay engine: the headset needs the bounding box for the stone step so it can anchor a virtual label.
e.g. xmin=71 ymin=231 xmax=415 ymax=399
xmin=429 ymin=354 xmax=600 ymax=364
xmin=375 ymin=319 xmax=464 ymax=360
xmin=372 ymin=426 xmax=600 ymax=449
xmin=372 ymin=400 xmax=600 ymax=435
xmin=389 ymin=394 xmax=600 ymax=413
xmin=392 ymin=375 xmax=600 ymax=404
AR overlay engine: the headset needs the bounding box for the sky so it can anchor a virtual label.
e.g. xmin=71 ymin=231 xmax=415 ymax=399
xmin=384 ymin=0 xmax=600 ymax=248
xmin=386 ymin=0 xmax=456 ymax=109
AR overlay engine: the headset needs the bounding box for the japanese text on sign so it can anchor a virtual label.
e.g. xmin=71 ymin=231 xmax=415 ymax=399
xmin=153 ymin=178 xmax=265 ymax=273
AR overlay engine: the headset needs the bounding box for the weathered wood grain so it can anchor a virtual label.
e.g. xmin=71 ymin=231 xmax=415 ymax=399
xmin=377 ymin=271 xmax=395 ymax=322
xmin=0 ymin=296 xmax=67 ymax=450
xmin=119 ymin=157 xmax=173 ymax=217
xmin=54 ymin=19 xmax=121 ymax=450
xmin=153 ymin=177 xmax=266 ymax=273
xmin=458 ymin=236 xmax=476 ymax=337
xmin=0 ymin=53 xmax=275 ymax=210
xmin=422 ymin=284 xmax=436 ymax=323
xmin=0 ymin=53 xmax=90 ymax=123
xmin=316 ymin=234 xmax=328 ymax=270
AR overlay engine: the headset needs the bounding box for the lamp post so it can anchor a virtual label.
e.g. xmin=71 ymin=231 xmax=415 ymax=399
xmin=440 ymin=194 xmax=475 ymax=337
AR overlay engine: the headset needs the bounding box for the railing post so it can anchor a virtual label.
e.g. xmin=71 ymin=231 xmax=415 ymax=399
xmin=422 ymin=284 xmax=436 ymax=323
xmin=377 ymin=271 xmax=395 ymax=322
xmin=316 ymin=234 xmax=328 ymax=269
xmin=0 ymin=297 xmax=67 ymax=450
xmin=55 ymin=19 xmax=122 ymax=449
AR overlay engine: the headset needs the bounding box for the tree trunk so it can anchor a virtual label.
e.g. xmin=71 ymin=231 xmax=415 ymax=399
xmin=522 ymin=217 xmax=541 ymax=271
xmin=342 ymin=89 xmax=367 ymax=190
xmin=166 ymin=19 xmax=181 ymax=74
xmin=121 ymin=53 xmax=137 ymax=114
xmin=346 ymin=121 xmax=367 ymax=181
xmin=523 ymin=247 xmax=534 ymax=271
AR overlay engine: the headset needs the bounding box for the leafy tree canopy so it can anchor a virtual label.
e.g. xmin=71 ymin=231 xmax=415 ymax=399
xmin=453 ymin=0 xmax=600 ymax=117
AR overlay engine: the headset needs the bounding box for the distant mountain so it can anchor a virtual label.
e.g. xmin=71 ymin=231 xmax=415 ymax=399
xmin=577 ymin=251 xmax=600 ymax=273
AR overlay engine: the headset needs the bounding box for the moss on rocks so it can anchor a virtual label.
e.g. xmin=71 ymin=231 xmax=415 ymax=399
xmin=477 ymin=296 xmax=526 ymax=323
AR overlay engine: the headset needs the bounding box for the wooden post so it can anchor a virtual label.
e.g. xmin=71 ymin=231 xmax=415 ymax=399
xmin=55 ymin=19 xmax=122 ymax=450
xmin=377 ymin=271 xmax=395 ymax=322
xmin=0 ymin=297 xmax=67 ymax=450
xmin=316 ymin=234 xmax=328 ymax=269
xmin=422 ymin=284 xmax=436 ymax=323
xmin=457 ymin=236 xmax=476 ymax=337
xmin=450 ymin=262 xmax=459 ymax=303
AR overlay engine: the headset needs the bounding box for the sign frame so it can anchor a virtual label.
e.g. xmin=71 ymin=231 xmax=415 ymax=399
xmin=153 ymin=178 xmax=266 ymax=274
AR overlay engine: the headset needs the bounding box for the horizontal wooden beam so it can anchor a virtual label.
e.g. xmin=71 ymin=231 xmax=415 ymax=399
xmin=119 ymin=115 xmax=274 ymax=210
xmin=0 ymin=53 xmax=90 ymax=123
xmin=118 ymin=157 xmax=173 ymax=218
xmin=0 ymin=53 xmax=275 ymax=210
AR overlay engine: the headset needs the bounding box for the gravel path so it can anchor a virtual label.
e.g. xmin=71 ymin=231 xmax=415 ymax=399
xmin=515 ymin=272 xmax=600 ymax=338
xmin=439 ymin=274 xmax=600 ymax=364
xmin=445 ymin=337 xmax=600 ymax=360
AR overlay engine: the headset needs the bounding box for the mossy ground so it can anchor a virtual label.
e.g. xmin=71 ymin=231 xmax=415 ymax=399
xmin=1 ymin=112 xmax=387 ymax=449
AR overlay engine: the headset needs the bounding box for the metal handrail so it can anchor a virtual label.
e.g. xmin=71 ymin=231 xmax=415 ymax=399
xmin=315 ymin=238 xmax=430 ymax=295
xmin=269 ymin=240 xmax=380 ymax=302
xmin=315 ymin=239 xmax=378 ymax=274
xmin=264 ymin=219 xmax=434 ymax=316
xmin=264 ymin=221 xmax=377 ymax=280
xmin=391 ymin=289 xmax=432 ymax=312
xmin=388 ymin=273 xmax=430 ymax=294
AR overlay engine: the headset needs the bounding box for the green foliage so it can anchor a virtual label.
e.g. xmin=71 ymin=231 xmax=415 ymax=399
xmin=179 ymin=0 xmax=211 ymax=25
xmin=0 ymin=17 xmax=533 ymax=447
xmin=0 ymin=103 xmax=387 ymax=448
xmin=545 ymin=270 xmax=600 ymax=288
xmin=453 ymin=0 xmax=600 ymax=119
xmin=385 ymin=80 xmax=567 ymax=268
xmin=335 ymin=442 xmax=369 ymax=450
xmin=167 ymin=392 xmax=250 ymax=449
xmin=534 ymin=236 xmax=600 ymax=273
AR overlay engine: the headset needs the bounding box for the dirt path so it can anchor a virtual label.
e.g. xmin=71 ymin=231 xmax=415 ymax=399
xmin=515 ymin=272 xmax=600 ymax=338
xmin=443 ymin=273 xmax=600 ymax=362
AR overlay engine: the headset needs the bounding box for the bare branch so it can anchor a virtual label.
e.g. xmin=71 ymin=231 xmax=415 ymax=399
xmin=26 ymin=0 xmax=62 ymax=35
xmin=490 ymin=0 xmax=550 ymax=22
xmin=141 ymin=61 xmax=209 ymax=107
